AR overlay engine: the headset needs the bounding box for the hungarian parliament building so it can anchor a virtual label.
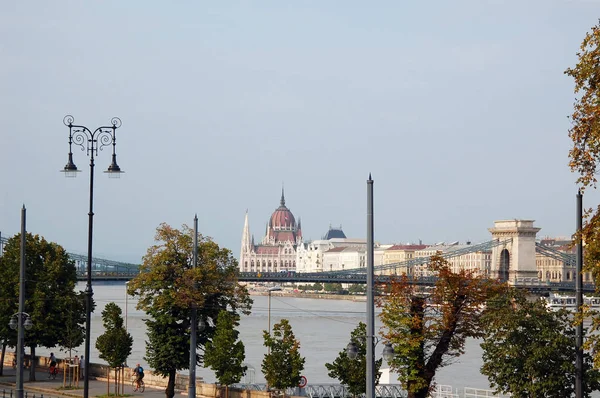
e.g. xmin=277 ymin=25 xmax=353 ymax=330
xmin=239 ymin=190 xmax=585 ymax=284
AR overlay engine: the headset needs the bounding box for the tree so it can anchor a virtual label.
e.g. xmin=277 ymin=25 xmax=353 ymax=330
xmin=325 ymin=322 xmax=382 ymax=397
xmin=480 ymin=290 xmax=600 ymax=397
xmin=565 ymin=20 xmax=600 ymax=190
xmin=128 ymin=223 xmax=252 ymax=398
xmin=58 ymin=298 xmax=86 ymax=360
xmin=0 ymin=233 xmax=85 ymax=381
xmin=379 ymin=254 xmax=504 ymax=398
xmin=204 ymin=310 xmax=247 ymax=398
xmin=324 ymin=283 xmax=343 ymax=293
xmin=96 ymin=303 xmax=133 ymax=396
xmin=262 ymin=319 xmax=305 ymax=395
xmin=565 ymin=21 xmax=600 ymax=368
xmin=348 ymin=284 xmax=365 ymax=295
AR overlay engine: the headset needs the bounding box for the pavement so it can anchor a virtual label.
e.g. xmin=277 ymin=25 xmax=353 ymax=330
xmin=0 ymin=367 xmax=174 ymax=398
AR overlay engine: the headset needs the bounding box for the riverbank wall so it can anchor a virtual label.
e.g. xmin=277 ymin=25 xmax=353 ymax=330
xmin=2 ymin=352 xmax=290 ymax=398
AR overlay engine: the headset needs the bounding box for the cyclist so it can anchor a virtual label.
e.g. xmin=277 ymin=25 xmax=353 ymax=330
xmin=48 ymin=353 xmax=58 ymax=379
xmin=133 ymin=363 xmax=144 ymax=390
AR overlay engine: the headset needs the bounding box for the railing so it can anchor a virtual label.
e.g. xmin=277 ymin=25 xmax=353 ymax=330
xmin=234 ymin=383 xmax=409 ymax=398
xmin=0 ymin=388 xmax=62 ymax=398
xmin=234 ymin=384 xmax=511 ymax=398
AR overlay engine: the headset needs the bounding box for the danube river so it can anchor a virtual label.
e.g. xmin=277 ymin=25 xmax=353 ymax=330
xmin=34 ymin=282 xmax=510 ymax=392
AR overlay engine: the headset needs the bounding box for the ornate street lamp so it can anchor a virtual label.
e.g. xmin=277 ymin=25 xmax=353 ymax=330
xmin=346 ymin=339 xmax=395 ymax=363
xmin=9 ymin=312 xmax=33 ymax=398
xmin=9 ymin=313 xmax=32 ymax=331
xmin=61 ymin=115 xmax=124 ymax=398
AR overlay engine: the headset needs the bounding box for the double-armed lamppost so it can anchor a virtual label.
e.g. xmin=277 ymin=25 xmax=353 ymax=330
xmin=9 ymin=312 xmax=32 ymax=398
xmin=61 ymin=115 xmax=124 ymax=398
xmin=346 ymin=338 xmax=395 ymax=363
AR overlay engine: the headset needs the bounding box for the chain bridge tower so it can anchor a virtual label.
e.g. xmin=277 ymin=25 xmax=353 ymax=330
xmin=488 ymin=220 xmax=540 ymax=284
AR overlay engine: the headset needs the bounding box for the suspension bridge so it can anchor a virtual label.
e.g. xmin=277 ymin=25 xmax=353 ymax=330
xmin=0 ymin=233 xmax=591 ymax=292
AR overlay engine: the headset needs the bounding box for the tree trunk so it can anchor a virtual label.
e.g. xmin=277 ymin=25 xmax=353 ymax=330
xmin=0 ymin=342 xmax=6 ymax=376
xmin=107 ymin=367 xmax=110 ymax=396
xmin=114 ymin=368 xmax=118 ymax=396
xmin=29 ymin=346 xmax=36 ymax=381
xmin=165 ymin=369 xmax=176 ymax=398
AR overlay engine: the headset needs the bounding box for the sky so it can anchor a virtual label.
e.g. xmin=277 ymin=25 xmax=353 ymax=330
xmin=1 ymin=1 xmax=599 ymax=264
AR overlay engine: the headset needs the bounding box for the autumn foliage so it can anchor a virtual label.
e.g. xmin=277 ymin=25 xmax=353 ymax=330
xmin=378 ymin=254 xmax=505 ymax=398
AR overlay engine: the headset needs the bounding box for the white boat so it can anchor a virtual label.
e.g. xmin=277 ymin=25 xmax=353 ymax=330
xmin=543 ymin=293 xmax=600 ymax=311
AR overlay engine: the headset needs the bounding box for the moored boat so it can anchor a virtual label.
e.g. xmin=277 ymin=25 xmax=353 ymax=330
xmin=543 ymin=293 xmax=600 ymax=311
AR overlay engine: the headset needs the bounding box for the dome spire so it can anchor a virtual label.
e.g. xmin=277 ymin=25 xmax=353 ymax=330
xmin=280 ymin=184 xmax=286 ymax=207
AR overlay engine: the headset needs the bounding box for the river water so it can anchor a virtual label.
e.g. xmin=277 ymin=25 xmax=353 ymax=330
xmin=29 ymin=281 xmax=525 ymax=392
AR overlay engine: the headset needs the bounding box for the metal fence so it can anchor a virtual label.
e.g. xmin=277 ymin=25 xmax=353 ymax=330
xmin=0 ymin=388 xmax=62 ymax=398
xmin=234 ymin=384 xmax=509 ymax=398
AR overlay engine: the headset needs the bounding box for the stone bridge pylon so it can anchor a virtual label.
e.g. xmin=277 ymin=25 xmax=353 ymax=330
xmin=488 ymin=220 xmax=540 ymax=284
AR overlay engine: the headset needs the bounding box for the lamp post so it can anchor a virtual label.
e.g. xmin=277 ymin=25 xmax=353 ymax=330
xmin=10 ymin=205 xmax=29 ymax=398
xmin=189 ymin=214 xmax=198 ymax=398
xmin=61 ymin=115 xmax=124 ymax=398
xmin=125 ymin=281 xmax=129 ymax=331
xmin=366 ymin=174 xmax=375 ymax=398
xmin=9 ymin=312 xmax=33 ymax=398
xmin=267 ymin=286 xmax=282 ymax=355
xmin=576 ymin=190 xmax=583 ymax=398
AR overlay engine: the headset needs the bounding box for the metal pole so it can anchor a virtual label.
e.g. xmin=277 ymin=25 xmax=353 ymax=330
xmin=268 ymin=291 xmax=272 ymax=355
xmin=576 ymin=190 xmax=583 ymax=398
xmin=84 ymin=155 xmax=95 ymax=398
xmin=125 ymin=282 xmax=128 ymax=331
xmin=189 ymin=215 xmax=198 ymax=398
xmin=366 ymin=174 xmax=375 ymax=398
xmin=16 ymin=206 xmax=26 ymax=398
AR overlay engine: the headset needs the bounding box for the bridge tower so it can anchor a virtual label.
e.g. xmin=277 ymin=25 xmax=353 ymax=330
xmin=488 ymin=220 xmax=540 ymax=284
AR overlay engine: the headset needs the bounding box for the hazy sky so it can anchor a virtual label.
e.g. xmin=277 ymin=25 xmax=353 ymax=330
xmin=1 ymin=1 xmax=599 ymax=263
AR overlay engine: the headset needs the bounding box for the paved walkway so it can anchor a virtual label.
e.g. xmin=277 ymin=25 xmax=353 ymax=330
xmin=0 ymin=367 xmax=173 ymax=398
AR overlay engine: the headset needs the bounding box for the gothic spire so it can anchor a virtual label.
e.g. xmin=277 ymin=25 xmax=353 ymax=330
xmin=280 ymin=185 xmax=286 ymax=207
xmin=241 ymin=210 xmax=251 ymax=253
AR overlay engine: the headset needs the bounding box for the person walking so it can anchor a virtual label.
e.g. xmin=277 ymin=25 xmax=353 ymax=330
xmin=80 ymin=355 xmax=85 ymax=380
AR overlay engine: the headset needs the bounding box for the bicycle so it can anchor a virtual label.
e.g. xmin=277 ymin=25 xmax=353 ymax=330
xmin=132 ymin=377 xmax=145 ymax=393
xmin=48 ymin=365 xmax=58 ymax=380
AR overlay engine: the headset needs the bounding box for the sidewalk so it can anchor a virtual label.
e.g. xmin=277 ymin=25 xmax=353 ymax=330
xmin=0 ymin=367 xmax=170 ymax=398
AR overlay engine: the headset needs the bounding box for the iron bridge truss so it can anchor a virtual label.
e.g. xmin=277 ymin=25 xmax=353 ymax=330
xmin=0 ymin=234 xmax=139 ymax=279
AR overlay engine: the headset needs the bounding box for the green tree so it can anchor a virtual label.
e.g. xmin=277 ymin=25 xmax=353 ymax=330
xmin=128 ymin=223 xmax=252 ymax=398
xmin=348 ymin=284 xmax=365 ymax=295
xmin=204 ymin=310 xmax=247 ymax=398
xmin=262 ymin=319 xmax=305 ymax=395
xmin=0 ymin=233 xmax=85 ymax=381
xmin=96 ymin=302 xmax=133 ymax=396
xmin=59 ymin=299 xmax=86 ymax=360
xmin=312 ymin=283 xmax=323 ymax=291
xmin=325 ymin=322 xmax=382 ymax=397
xmin=324 ymin=283 xmax=343 ymax=293
xmin=480 ymin=290 xmax=600 ymax=397
xmin=379 ymin=254 xmax=505 ymax=398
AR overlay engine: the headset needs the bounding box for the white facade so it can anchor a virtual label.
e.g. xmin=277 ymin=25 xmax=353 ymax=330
xmin=296 ymin=236 xmax=367 ymax=273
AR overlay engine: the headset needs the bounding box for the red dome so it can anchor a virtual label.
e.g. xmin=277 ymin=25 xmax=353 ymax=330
xmin=270 ymin=206 xmax=296 ymax=230
xmin=269 ymin=189 xmax=297 ymax=230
